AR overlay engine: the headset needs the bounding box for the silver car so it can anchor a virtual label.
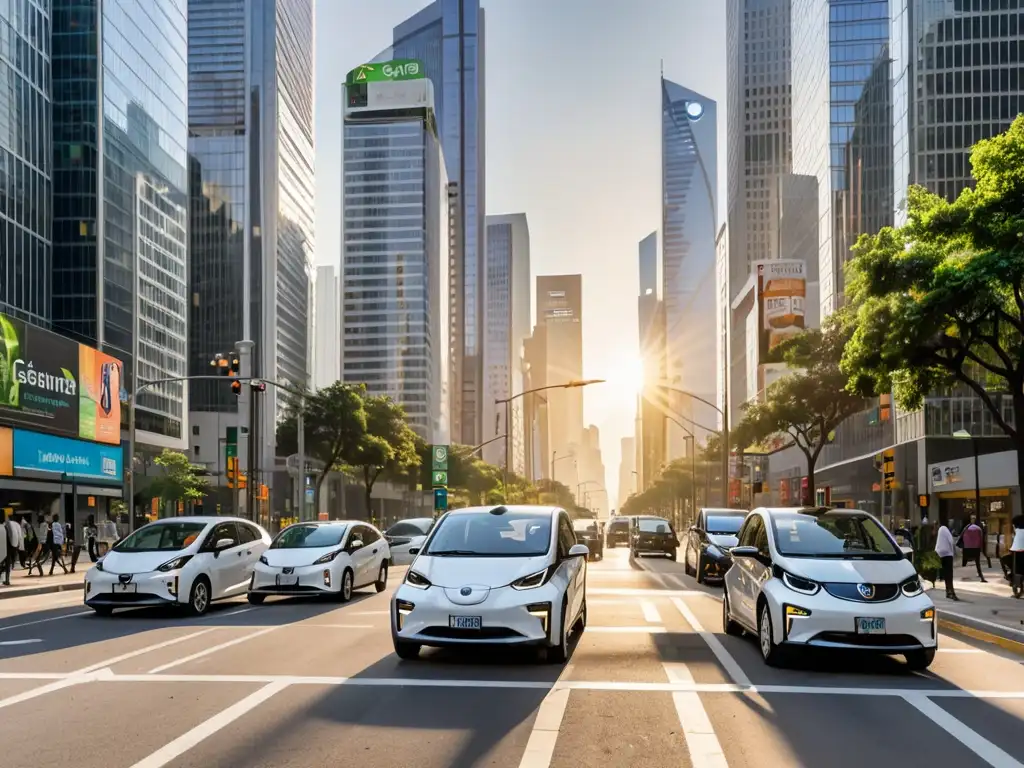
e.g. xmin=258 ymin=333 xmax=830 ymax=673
xmin=385 ymin=518 xmax=435 ymax=566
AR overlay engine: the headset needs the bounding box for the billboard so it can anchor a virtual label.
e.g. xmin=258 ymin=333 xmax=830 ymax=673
xmin=757 ymin=260 xmax=806 ymax=358
xmin=345 ymin=59 xmax=425 ymax=85
xmin=0 ymin=311 xmax=123 ymax=445
xmin=12 ymin=429 xmax=122 ymax=482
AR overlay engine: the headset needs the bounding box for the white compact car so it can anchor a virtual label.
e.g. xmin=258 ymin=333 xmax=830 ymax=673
xmin=385 ymin=518 xmax=435 ymax=566
xmin=391 ymin=505 xmax=589 ymax=663
xmin=85 ymin=517 xmax=271 ymax=616
xmin=722 ymin=507 xmax=937 ymax=670
xmin=249 ymin=521 xmax=390 ymax=603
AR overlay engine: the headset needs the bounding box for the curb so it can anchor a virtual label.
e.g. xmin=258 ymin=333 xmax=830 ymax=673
xmin=0 ymin=581 xmax=84 ymax=601
xmin=938 ymin=615 xmax=1024 ymax=658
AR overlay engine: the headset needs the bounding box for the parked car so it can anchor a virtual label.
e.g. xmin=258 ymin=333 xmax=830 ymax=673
xmin=572 ymin=518 xmax=603 ymax=560
xmin=385 ymin=518 xmax=435 ymax=566
xmin=85 ymin=517 xmax=271 ymax=616
xmin=249 ymin=521 xmax=390 ymax=603
xmin=629 ymin=515 xmax=679 ymax=559
xmin=684 ymin=508 xmax=748 ymax=584
xmin=606 ymin=516 xmax=630 ymax=548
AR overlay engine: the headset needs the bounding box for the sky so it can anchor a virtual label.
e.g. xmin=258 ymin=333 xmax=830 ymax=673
xmin=316 ymin=0 xmax=728 ymax=507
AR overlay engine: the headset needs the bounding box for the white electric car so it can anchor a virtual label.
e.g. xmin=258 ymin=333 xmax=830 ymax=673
xmin=85 ymin=517 xmax=271 ymax=616
xmin=385 ymin=518 xmax=435 ymax=566
xmin=248 ymin=521 xmax=390 ymax=603
xmin=391 ymin=505 xmax=589 ymax=663
xmin=722 ymin=507 xmax=937 ymax=670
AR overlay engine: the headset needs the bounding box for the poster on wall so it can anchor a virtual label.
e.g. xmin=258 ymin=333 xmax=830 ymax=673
xmin=757 ymin=260 xmax=806 ymax=359
xmin=0 ymin=311 xmax=123 ymax=445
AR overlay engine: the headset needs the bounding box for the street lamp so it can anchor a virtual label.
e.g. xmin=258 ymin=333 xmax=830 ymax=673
xmin=664 ymin=414 xmax=697 ymax=527
xmin=657 ymin=384 xmax=729 ymax=507
xmin=953 ymin=428 xmax=982 ymax=522
xmin=577 ymin=479 xmax=599 ymax=505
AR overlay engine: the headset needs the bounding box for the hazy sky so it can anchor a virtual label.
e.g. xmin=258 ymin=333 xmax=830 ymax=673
xmin=316 ymin=0 xmax=727 ymax=506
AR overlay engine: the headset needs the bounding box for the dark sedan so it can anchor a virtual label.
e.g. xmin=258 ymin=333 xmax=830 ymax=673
xmin=573 ymin=519 xmax=603 ymax=560
xmin=630 ymin=516 xmax=679 ymax=560
xmin=606 ymin=516 xmax=630 ymax=548
xmin=683 ymin=508 xmax=747 ymax=584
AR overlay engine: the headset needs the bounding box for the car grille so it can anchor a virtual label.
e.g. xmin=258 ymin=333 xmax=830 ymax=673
xmin=261 ymin=584 xmax=322 ymax=593
xmin=811 ymin=632 xmax=921 ymax=648
xmin=419 ymin=626 xmax=524 ymax=640
xmin=102 ymin=592 xmax=160 ymax=603
xmin=822 ymin=583 xmax=900 ymax=603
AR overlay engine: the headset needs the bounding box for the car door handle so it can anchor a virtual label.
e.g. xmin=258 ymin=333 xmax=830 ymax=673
xmin=372 ymin=548 xmax=378 ymax=554
xmin=246 ymin=550 xmax=252 ymax=555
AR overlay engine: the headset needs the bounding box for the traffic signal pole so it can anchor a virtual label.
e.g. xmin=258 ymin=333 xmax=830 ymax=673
xmin=236 ymin=340 xmax=254 ymax=520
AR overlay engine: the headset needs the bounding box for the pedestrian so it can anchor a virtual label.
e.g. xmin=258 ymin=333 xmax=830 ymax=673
xmin=29 ymin=513 xmax=50 ymax=576
xmin=960 ymin=515 xmax=987 ymax=582
xmin=85 ymin=514 xmax=99 ymax=562
xmin=48 ymin=514 xmax=68 ymax=575
xmin=3 ymin=511 xmax=21 ymax=586
xmin=65 ymin=521 xmax=81 ymax=573
xmin=935 ymin=520 xmax=959 ymax=600
xmin=0 ymin=511 xmax=7 ymax=586
xmin=20 ymin=517 xmax=33 ymax=569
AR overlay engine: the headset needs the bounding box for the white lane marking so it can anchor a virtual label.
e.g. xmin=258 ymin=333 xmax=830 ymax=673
xmin=517 ymin=660 xmax=574 ymax=768
xmin=0 ymin=676 xmax=93 ymax=709
xmin=302 ymin=624 xmax=375 ymax=629
xmin=147 ymin=627 xmax=277 ymax=673
xmin=583 ymin=598 xmax=634 ymax=605
xmin=350 ymin=610 xmax=389 ymax=615
xmin=587 ymin=626 xmax=668 ymax=633
xmin=0 ymin=610 xmax=92 ymax=632
xmin=589 ymin=588 xmax=702 ymax=597
xmin=641 ymin=600 xmax=662 ymax=623
xmin=671 ymin=597 xmax=751 ymax=687
xmin=937 ymin=648 xmax=985 ymax=654
xmin=903 ymin=694 xmax=1024 ymax=768
xmin=218 ymin=607 xmax=254 ymax=617
xmin=940 ymin=609 xmax=1024 ymax=639
xmin=663 ymin=662 xmax=729 ymax=767
xmin=0 ymin=638 xmax=42 ymax=646
xmin=127 ymin=680 xmax=290 ymax=768
xmin=77 ymin=629 xmax=219 ymax=675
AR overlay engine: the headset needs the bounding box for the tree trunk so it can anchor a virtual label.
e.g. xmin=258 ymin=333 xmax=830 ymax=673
xmin=1013 ymin=397 xmax=1024 ymax=519
xmin=804 ymin=452 xmax=816 ymax=507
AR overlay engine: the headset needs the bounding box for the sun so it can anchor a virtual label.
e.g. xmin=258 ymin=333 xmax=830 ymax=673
xmin=605 ymin=355 xmax=646 ymax=399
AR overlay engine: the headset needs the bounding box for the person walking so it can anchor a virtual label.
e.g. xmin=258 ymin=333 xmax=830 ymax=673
xmin=48 ymin=514 xmax=68 ymax=575
xmin=960 ymin=515 xmax=987 ymax=582
xmin=935 ymin=520 xmax=959 ymax=600
xmin=29 ymin=513 xmax=50 ymax=576
xmin=4 ymin=512 xmax=21 ymax=586
xmin=0 ymin=512 xmax=7 ymax=587
xmin=85 ymin=514 xmax=99 ymax=562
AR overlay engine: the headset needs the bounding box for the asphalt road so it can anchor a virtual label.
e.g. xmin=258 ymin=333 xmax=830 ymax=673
xmin=1 ymin=549 xmax=1023 ymax=768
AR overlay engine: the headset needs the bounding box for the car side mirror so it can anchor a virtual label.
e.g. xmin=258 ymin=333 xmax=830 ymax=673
xmin=730 ymin=545 xmax=758 ymax=558
xmin=900 ymin=545 xmax=914 ymax=560
xmin=212 ymin=537 xmax=234 ymax=557
xmin=568 ymin=543 xmax=589 ymax=558
xmin=349 ymin=539 xmax=364 ymax=551
xmin=408 ymin=547 xmax=420 ymax=556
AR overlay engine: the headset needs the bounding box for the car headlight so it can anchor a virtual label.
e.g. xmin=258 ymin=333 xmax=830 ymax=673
xmin=259 ymin=554 xmax=269 ymax=565
xmin=313 ymin=549 xmax=344 ymax=565
xmin=901 ymin=576 xmax=924 ymax=597
xmin=405 ymin=570 xmax=431 ymax=589
xmin=157 ymin=555 xmax=193 ymax=572
xmin=95 ymin=559 xmax=105 ymax=572
xmin=511 ymin=566 xmax=554 ymax=591
xmin=779 ymin=568 xmax=821 ymax=596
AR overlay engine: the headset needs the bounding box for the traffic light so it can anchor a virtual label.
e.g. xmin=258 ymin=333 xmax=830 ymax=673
xmin=231 ymin=379 xmax=242 ymax=396
xmin=226 ymin=456 xmax=235 ymax=488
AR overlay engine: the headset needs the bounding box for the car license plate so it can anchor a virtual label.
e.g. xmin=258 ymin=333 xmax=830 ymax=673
xmin=449 ymin=615 xmax=482 ymax=630
xmin=113 ymin=583 xmax=137 ymax=593
xmin=276 ymin=574 xmax=299 ymax=587
xmin=856 ymin=617 xmax=886 ymax=634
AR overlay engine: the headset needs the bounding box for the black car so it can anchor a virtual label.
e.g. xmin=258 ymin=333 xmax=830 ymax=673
xmin=630 ymin=516 xmax=679 ymax=559
xmin=683 ymin=508 xmax=747 ymax=584
xmin=573 ymin=519 xmax=603 ymax=560
xmin=606 ymin=516 xmax=630 ymax=548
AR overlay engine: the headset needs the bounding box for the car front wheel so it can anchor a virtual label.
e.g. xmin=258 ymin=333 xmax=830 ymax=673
xmin=722 ymin=590 xmax=743 ymax=636
xmin=758 ymin=603 xmax=785 ymax=666
xmin=904 ymin=647 xmax=936 ymax=671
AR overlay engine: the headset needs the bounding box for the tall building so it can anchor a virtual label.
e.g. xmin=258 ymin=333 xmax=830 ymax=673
xmin=51 ymin=0 xmax=189 ymax=448
xmin=0 ymin=0 xmax=50 ymax=326
xmin=576 ymin=424 xmax=608 ymax=518
xmin=618 ymin=436 xmax=636 ymax=509
xmin=661 ymin=77 xmax=718 ymax=457
xmin=313 ymin=266 xmax=340 ymax=391
xmin=536 ymin=275 xmax=583 ymax=486
xmin=187 ymin=0 xmax=316 ymax=479
xmin=636 ymin=232 xmax=666 ymax=490
xmin=342 ymin=63 xmax=450 ymax=443
xmin=482 ymin=214 xmax=530 ymax=469
xmin=792 ymin=0 xmax=890 ymax=317
xmin=392 ymin=0 xmax=485 ymax=447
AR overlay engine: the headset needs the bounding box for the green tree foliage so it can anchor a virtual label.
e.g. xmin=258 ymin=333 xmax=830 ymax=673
xmin=149 ymin=449 xmax=208 ymax=506
xmin=843 ymin=115 xmax=1024 ymax=482
xmin=732 ymin=313 xmax=865 ymax=504
xmin=348 ymin=394 xmax=421 ymax=519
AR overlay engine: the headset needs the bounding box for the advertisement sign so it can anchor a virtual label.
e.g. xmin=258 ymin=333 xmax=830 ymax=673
xmin=0 ymin=311 xmax=122 ymax=445
xmin=346 ymin=59 xmax=425 ymax=85
xmin=0 ymin=427 xmax=11 ymax=475
xmin=12 ymin=429 xmax=123 ymax=482
xmin=931 ymin=464 xmax=961 ymax=487
xmin=757 ymin=260 xmax=806 ymax=358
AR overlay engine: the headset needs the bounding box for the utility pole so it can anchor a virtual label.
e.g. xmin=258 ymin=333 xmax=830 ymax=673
xmin=236 ymin=340 xmax=254 ymax=520
xmin=295 ymin=402 xmax=306 ymax=520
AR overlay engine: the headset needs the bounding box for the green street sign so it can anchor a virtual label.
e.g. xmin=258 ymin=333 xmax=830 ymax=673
xmin=431 ymin=445 xmax=449 ymax=471
xmin=432 ymin=470 xmax=448 ymax=488
xmin=346 ymin=59 xmax=425 ymax=86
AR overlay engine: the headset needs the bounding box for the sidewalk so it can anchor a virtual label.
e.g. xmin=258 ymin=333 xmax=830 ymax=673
xmin=927 ymin=561 xmax=1024 ymax=656
xmin=0 ymin=565 xmax=86 ymax=600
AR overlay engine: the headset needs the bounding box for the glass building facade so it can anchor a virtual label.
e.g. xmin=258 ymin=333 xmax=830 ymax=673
xmin=0 ymin=0 xmax=50 ymax=326
xmin=51 ymin=0 xmax=189 ymax=443
xmin=392 ymin=0 xmax=485 ymax=446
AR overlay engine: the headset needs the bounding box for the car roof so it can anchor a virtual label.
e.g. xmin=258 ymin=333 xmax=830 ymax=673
xmin=701 ymin=508 xmax=747 ymax=515
xmin=283 ymin=520 xmax=351 ymax=527
xmin=147 ymin=516 xmax=244 ymax=525
xmin=757 ymin=507 xmax=871 ymax=517
xmin=447 ymin=505 xmax=559 ymax=517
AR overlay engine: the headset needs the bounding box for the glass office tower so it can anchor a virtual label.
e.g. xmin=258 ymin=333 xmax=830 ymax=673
xmin=51 ymin=0 xmax=189 ymax=443
xmin=0 ymin=0 xmax=51 ymax=326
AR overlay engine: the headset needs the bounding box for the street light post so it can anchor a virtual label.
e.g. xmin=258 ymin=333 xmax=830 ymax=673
xmin=953 ymin=427 xmax=983 ymax=519
xmin=657 ymin=384 xmax=729 ymax=507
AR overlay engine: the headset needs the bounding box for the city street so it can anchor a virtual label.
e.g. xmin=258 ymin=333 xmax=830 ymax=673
xmin=1 ymin=550 xmax=1023 ymax=768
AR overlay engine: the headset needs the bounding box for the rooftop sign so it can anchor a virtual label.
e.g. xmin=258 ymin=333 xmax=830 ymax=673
xmin=346 ymin=59 xmax=425 ymax=85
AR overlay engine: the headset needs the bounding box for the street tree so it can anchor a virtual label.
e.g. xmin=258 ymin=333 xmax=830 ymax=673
xmin=843 ymin=115 xmax=1024 ymax=485
xmin=149 ymin=449 xmax=208 ymax=511
xmin=733 ymin=312 xmax=865 ymax=504
xmin=348 ymin=394 xmax=420 ymax=520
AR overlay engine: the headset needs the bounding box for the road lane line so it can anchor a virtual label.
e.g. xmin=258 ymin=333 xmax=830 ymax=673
xmin=147 ymin=627 xmax=277 ymax=673
xmin=589 ymin=588 xmax=703 ymax=597
xmin=127 ymin=680 xmax=290 ymax=768
xmin=218 ymin=607 xmax=254 ymax=617
xmin=350 ymin=610 xmax=389 ymax=615
xmin=903 ymin=694 xmax=1024 ymax=768
xmin=663 ymin=662 xmax=729 ymax=767
xmin=0 ymin=676 xmax=92 ymax=709
xmin=587 ymin=626 xmax=667 ymax=633
xmin=937 ymin=648 xmax=985 ymax=654
xmin=302 ymin=624 xmax=375 ymax=629
xmin=517 ymin=660 xmax=574 ymax=768
xmin=671 ymin=597 xmax=751 ymax=687
xmin=641 ymin=600 xmax=662 ymax=623
xmin=0 ymin=638 xmax=42 ymax=645
xmin=0 ymin=610 xmax=92 ymax=632
xmin=77 ymin=629 xmax=219 ymax=674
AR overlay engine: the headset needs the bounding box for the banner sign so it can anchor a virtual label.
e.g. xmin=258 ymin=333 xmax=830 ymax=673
xmin=12 ymin=429 xmax=122 ymax=482
xmin=757 ymin=260 xmax=806 ymax=359
xmin=346 ymin=59 xmax=425 ymax=85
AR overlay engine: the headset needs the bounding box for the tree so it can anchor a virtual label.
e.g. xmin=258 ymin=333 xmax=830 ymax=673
xmin=348 ymin=394 xmax=420 ymax=519
xmin=276 ymin=381 xmax=367 ymax=513
xmin=843 ymin=115 xmax=1024 ymax=485
xmin=733 ymin=312 xmax=865 ymax=504
xmin=149 ymin=449 xmax=208 ymax=508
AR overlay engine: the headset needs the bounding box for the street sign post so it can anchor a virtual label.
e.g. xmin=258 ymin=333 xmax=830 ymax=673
xmin=432 ymin=470 xmax=448 ymax=487
xmin=434 ymin=487 xmax=448 ymax=512
xmin=431 ymin=445 xmax=449 ymax=471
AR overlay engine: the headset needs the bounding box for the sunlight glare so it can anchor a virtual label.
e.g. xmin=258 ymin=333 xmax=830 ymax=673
xmin=605 ymin=355 xmax=646 ymax=400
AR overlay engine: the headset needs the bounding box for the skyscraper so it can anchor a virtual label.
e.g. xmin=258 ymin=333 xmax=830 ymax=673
xmin=51 ymin=0 xmax=189 ymax=447
xmin=636 ymin=231 xmax=666 ymax=490
xmin=313 ymin=266 xmax=339 ymax=391
xmin=792 ymin=0 xmax=890 ymax=317
xmin=661 ymin=77 xmax=718 ymax=456
xmin=187 ymin=0 xmax=315 ymax=475
xmin=483 ymin=214 xmax=530 ymax=470
xmin=0 ymin=0 xmax=50 ymax=326
xmin=392 ymin=0 xmax=485 ymax=447
xmin=342 ymin=66 xmax=450 ymax=443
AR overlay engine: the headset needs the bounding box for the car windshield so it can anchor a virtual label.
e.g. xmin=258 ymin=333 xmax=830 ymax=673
xmin=423 ymin=511 xmax=552 ymax=557
xmin=771 ymin=512 xmax=900 ymax=559
xmin=609 ymin=519 xmax=628 ymax=530
xmin=113 ymin=522 xmax=207 ymax=553
xmin=573 ymin=520 xmax=598 ymax=533
xmin=385 ymin=520 xmax=432 ymax=537
xmin=638 ymin=518 xmax=672 ymax=534
xmin=271 ymin=524 xmax=347 ymax=549
xmin=706 ymin=515 xmax=745 ymax=534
